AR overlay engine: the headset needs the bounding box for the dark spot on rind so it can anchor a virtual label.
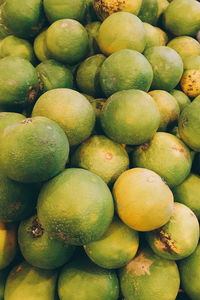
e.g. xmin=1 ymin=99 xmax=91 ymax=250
xmin=156 ymin=229 xmax=178 ymax=254
xmin=21 ymin=118 xmax=33 ymax=124
xmin=141 ymin=142 xmax=150 ymax=151
xmin=28 ymin=217 xmax=44 ymax=238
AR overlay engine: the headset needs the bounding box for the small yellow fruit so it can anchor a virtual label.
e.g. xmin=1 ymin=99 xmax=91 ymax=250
xmin=181 ymin=69 xmax=200 ymax=98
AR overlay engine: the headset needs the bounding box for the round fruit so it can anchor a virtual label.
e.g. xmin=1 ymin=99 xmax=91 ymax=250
xmin=132 ymin=132 xmax=192 ymax=187
xmin=84 ymin=217 xmax=139 ymax=269
xmin=146 ymin=202 xmax=199 ymax=260
xmin=0 ymin=35 xmax=35 ymax=63
xmin=71 ymin=135 xmax=129 ymax=184
xmin=37 ymin=168 xmax=114 ymax=245
xmin=0 ymin=169 xmax=38 ymax=222
xmin=179 ymin=243 xmax=200 ymax=300
xmin=18 ymin=215 xmax=75 ymax=270
xmin=58 ymin=255 xmax=119 ymax=300
xmin=76 ymin=54 xmax=105 ymax=97
xmin=0 ymin=56 xmax=39 ymax=108
xmin=100 ymin=89 xmax=160 ymax=145
xmin=144 ymin=46 xmax=183 ymax=91
xmin=4 ymin=261 xmax=57 ymax=300
xmin=97 ymin=12 xmax=146 ymax=55
xmin=0 ymin=116 xmax=69 ymax=183
xmin=113 ymin=168 xmax=174 ymax=231
xmin=32 ymin=88 xmax=95 ymax=146
xmin=43 ymin=0 xmax=86 ymax=23
xmin=99 ymin=49 xmax=153 ymax=97
xmin=0 ymin=112 xmax=25 ymax=136
xmin=148 ymin=90 xmax=180 ymax=131
xmin=119 ymin=247 xmax=180 ymax=300
xmin=85 ymin=21 xmax=101 ymax=56
xmin=163 ymin=0 xmax=200 ymax=37
xmin=36 ymin=59 xmax=74 ymax=93
xmin=45 ymin=19 xmax=89 ymax=65
xmin=144 ymin=23 xmax=167 ymax=49
xmin=167 ymin=36 xmax=200 ymax=63
xmin=0 ymin=222 xmax=17 ymax=269
xmin=184 ymin=55 xmax=200 ymax=70
xmin=170 ymin=89 xmax=191 ymax=112
xmin=33 ymin=29 xmax=52 ymax=62
xmin=180 ymin=69 xmax=200 ymax=98
xmin=1 ymin=0 xmax=45 ymax=38
xmin=178 ymin=97 xmax=200 ymax=151
xmin=138 ymin=0 xmax=158 ymax=25
xmin=173 ymin=173 xmax=200 ymax=219
xmin=93 ymin=0 xmax=142 ymax=21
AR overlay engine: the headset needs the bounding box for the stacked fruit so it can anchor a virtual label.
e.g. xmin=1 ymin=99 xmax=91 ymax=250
xmin=0 ymin=0 xmax=200 ymax=299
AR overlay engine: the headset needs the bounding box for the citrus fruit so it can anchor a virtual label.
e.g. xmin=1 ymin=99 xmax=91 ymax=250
xmin=97 ymin=12 xmax=146 ymax=55
xmin=84 ymin=217 xmax=139 ymax=269
xmin=36 ymin=59 xmax=74 ymax=93
xmin=1 ymin=0 xmax=45 ymax=38
xmin=180 ymin=69 xmax=200 ymax=98
xmin=0 ymin=116 xmax=69 ymax=183
xmin=169 ymin=89 xmax=191 ymax=112
xmin=113 ymin=168 xmax=174 ymax=231
xmin=33 ymin=29 xmax=52 ymax=62
xmin=100 ymin=89 xmax=160 ymax=145
xmin=0 ymin=35 xmax=35 ymax=63
xmin=58 ymin=255 xmax=119 ymax=300
xmin=119 ymin=247 xmax=180 ymax=300
xmin=43 ymin=0 xmax=86 ymax=23
xmin=32 ymin=88 xmax=95 ymax=146
xmin=0 ymin=222 xmax=17 ymax=270
xmin=99 ymin=49 xmax=153 ymax=97
xmin=144 ymin=23 xmax=167 ymax=49
xmin=146 ymin=202 xmax=199 ymax=260
xmin=0 ymin=169 xmax=38 ymax=222
xmin=179 ymin=243 xmax=200 ymax=300
xmin=71 ymin=135 xmax=129 ymax=184
xmin=0 ymin=112 xmax=25 ymax=136
xmin=167 ymin=36 xmax=200 ymax=63
xmin=148 ymin=90 xmax=180 ymax=131
xmin=144 ymin=46 xmax=183 ymax=91
xmin=45 ymin=19 xmax=89 ymax=65
xmin=93 ymin=0 xmax=142 ymax=21
xmin=37 ymin=168 xmax=114 ymax=245
xmin=0 ymin=56 xmax=39 ymax=109
xmin=76 ymin=54 xmax=105 ymax=97
xmin=173 ymin=173 xmax=200 ymax=219
xmin=18 ymin=215 xmax=75 ymax=270
xmin=85 ymin=21 xmax=101 ymax=56
xmin=138 ymin=0 xmax=158 ymax=25
xmin=184 ymin=55 xmax=200 ymax=70
xmin=4 ymin=261 xmax=57 ymax=300
xmin=163 ymin=0 xmax=200 ymax=37
xmin=178 ymin=97 xmax=200 ymax=151
xmin=132 ymin=132 xmax=192 ymax=187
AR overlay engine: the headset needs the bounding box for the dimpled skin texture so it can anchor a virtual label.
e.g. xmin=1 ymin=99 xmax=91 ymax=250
xmin=0 ymin=116 xmax=69 ymax=183
xmin=37 ymin=168 xmax=114 ymax=245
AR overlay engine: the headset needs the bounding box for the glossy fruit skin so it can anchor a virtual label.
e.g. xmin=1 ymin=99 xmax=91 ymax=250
xmin=119 ymin=247 xmax=180 ymax=300
xmin=144 ymin=46 xmax=183 ymax=91
xmin=71 ymin=135 xmax=129 ymax=184
xmin=43 ymin=0 xmax=86 ymax=23
xmin=178 ymin=97 xmax=200 ymax=151
xmin=4 ymin=261 xmax=57 ymax=300
xmin=163 ymin=0 xmax=200 ymax=37
xmin=36 ymin=59 xmax=74 ymax=93
xmin=18 ymin=215 xmax=75 ymax=270
xmin=1 ymin=0 xmax=45 ymax=39
xmin=179 ymin=243 xmax=200 ymax=300
xmin=0 ymin=222 xmax=17 ymax=270
xmin=99 ymin=49 xmax=153 ymax=97
xmin=113 ymin=168 xmax=174 ymax=231
xmin=32 ymin=88 xmax=95 ymax=146
xmin=146 ymin=202 xmax=199 ymax=260
xmin=0 ymin=116 xmax=69 ymax=183
xmin=132 ymin=132 xmax=192 ymax=187
xmin=97 ymin=12 xmax=146 ymax=56
xmin=45 ymin=19 xmax=89 ymax=65
xmin=100 ymin=89 xmax=160 ymax=145
xmin=37 ymin=168 xmax=114 ymax=245
xmin=0 ymin=56 xmax=39 ymax=109
xmin=84 ymin=217 xmax=139 ymax=269
xmin=58 ymin=255 xmax=119 ymax=300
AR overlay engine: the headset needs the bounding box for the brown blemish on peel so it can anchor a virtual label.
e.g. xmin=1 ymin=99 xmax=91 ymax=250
xmin=21 ymin=118 xmax=33 ymax=124
xmin=156 ymin=229 xmax=179 ymax=254
xmin=126 ymin=252 xmax=153 ymax=276
xmin=105 ymin=152 xmax=113 ymax=160
xmin=28 ymin=217 xmax=44 ymax=238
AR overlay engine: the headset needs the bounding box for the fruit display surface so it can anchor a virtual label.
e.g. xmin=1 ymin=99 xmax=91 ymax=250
xmin=0 ymin=0 xmax=200 ymax=299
